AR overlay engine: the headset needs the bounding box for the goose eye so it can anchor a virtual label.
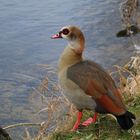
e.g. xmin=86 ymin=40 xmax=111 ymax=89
xmin=62 ymin=28 xmax=69 ymax=35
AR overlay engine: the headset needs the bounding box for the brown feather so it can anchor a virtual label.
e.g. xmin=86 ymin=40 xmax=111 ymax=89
xmin=67 ymin=60 xmax=126 ymax=115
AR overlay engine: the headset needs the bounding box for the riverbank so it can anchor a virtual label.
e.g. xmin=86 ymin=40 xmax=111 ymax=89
xmin=43 ymin=55 xmax=140 ymax=140
xmin=5 ymin=55 xmax=140 ymax=140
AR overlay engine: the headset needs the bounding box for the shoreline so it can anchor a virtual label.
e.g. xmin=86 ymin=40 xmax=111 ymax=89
xmin=41 ymin=54 xmax=140 ymax=140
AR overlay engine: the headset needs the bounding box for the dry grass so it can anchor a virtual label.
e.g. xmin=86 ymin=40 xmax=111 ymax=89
xmin=2 ymin=64 xmax=76 ymax=140
xmin=23 ymin=65 xmax=76 ymax=140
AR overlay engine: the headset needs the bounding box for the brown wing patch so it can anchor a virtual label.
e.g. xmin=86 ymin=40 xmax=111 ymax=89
xmin=96 ymin=94 xmax=125 ymax=115
xmin=67 ymin=60 xmax=126 ymax=114
xmin=87 ymin=81 xmax=126 ymax=115
xmin=86 ymin=80 xmax=105 ymax=98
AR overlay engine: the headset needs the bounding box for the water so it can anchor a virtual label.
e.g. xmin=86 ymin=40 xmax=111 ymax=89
xmin=0 ymin=0 xmax=137 ymax=139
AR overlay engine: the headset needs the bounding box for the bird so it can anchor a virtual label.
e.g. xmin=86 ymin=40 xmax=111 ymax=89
xmin=51 ymin=25 xmax=136 ymax=131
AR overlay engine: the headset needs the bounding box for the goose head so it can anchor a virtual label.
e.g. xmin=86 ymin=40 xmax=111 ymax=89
xmin=51 ymin=26 xmax=85 ymax=54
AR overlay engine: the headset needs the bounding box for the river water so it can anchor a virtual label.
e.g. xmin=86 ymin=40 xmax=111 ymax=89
xmin=0 ymin=0 xmax=137 ymax=139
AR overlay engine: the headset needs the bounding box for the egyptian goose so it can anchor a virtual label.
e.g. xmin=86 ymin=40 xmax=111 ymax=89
xmin=51 ymin=26 xmax=135 ymax=131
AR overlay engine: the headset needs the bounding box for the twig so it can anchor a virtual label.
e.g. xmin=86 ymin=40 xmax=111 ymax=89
xmin=3 ymin=123 xmax=41 ymax=130
xmin=114 ymin=65 xmax=140 ymax=85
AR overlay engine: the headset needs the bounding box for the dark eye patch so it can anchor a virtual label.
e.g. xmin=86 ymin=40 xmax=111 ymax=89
xmin=70 ymin=33 xmax=76 ymax=40
xmin=62 ymin=28 xmax=69 ymax=35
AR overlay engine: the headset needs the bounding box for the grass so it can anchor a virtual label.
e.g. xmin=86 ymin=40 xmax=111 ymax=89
xmin=46 ymin=98 xmax=140 ymax=140
xmin=47 ymin=96 xmax=140 ymax=140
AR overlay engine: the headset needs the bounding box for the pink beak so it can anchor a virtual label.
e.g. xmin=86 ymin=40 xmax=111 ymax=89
xmin=51 ymin=33 xmax=62 ymax=39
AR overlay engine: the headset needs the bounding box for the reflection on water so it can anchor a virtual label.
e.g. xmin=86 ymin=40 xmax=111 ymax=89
xmin=0 ymin=0 xmax=136 ymax=139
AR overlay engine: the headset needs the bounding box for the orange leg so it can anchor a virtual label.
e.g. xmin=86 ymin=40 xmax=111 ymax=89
xmin=71 ymin=111 xmax=83 ymax=131
xmin=82 ymin=112 xmax=98 ymax=126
